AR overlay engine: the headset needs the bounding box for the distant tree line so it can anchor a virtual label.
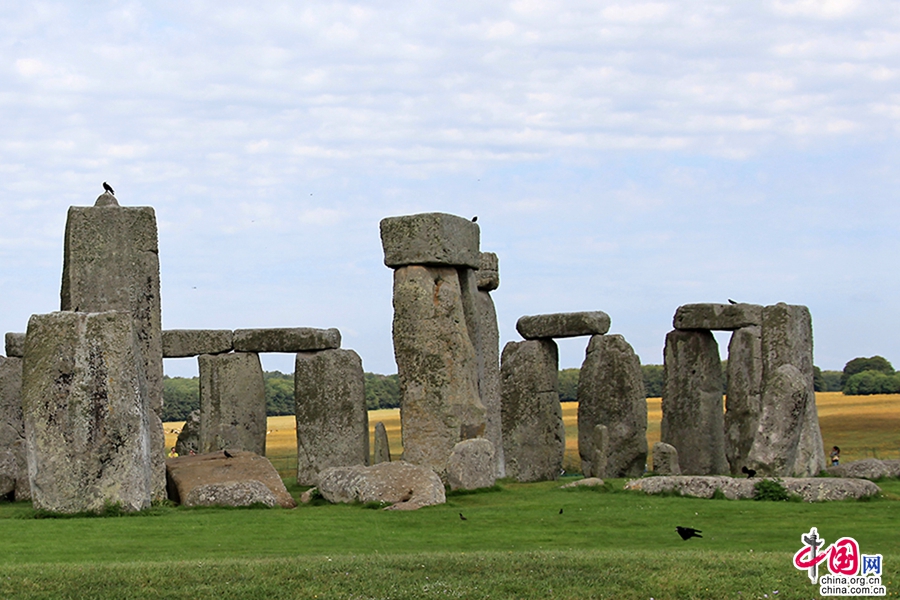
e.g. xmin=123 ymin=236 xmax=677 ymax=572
xmin=162 ymin=355 xmax=896 ymax=420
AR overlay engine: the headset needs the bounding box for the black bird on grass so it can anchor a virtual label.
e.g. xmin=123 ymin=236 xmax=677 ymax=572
xmin=559 ymin=508 xmax=563 ymax=515
xmin=223 ymin=449 xmax=233 ymax=458
xmin=741 ymin=465 xmax=757 ymax=478
xmin=676 ymin=526 xmax=702 ymax=541
xmin=103 ymin=182 xmax=115 ymax=195
xmin=459 ymin=512 xmax=467 ymax=521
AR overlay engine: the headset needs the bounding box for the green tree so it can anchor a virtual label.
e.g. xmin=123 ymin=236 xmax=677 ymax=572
xmin=264 ymin=371 xmax=295 ymax=416
xmin=841 ymin=356 xmax=894 ymax=389
xmin=161 ymin=376 xmax=200 ymax=421
xmin=558 ymin=368 xmax=579 ymax=402
xmin=641 ymin=365 xmax=664 ymax=398
xmin=364 ymin=373 xmax=400 ymax=409
xmin=844 ymin=370 xmax=900 ymax=395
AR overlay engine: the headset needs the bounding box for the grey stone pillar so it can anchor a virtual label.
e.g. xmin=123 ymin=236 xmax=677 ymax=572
xmin=295 ymin=348 xmax=368 ymax=485
xmin=660 ymin=329 xmax=729 ymax=475
xmin=724 ymin=325 xmax=762 ymax=474
xmin=0 ymin=356 xmax=28 ymax=500
xmin=60 ymin=200 xmax=165 ymax=499
xmin=577 ymin=334 xmax=647 ymax=478
xmin=22 ymin=311 xmax=152 ymax=513
xmin=198 ymin=352 xmax=266 ymax=455
xmin=500 ymin=339 xmax=564 ymax=482
xmin=373 ymin=422 xmax=391 ymax=464
xmin=747 ymin=303 xmax=826 ymax=476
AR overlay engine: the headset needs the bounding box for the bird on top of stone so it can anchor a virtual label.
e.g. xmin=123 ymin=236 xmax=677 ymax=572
xmin=741 ymin=465 xmax=757 ymax=478
xmin=103 ymin=182 xmax=115 ymax=196
xmin=676 ymin=526 xmax=702 ymax=541
xmin=223 ymin=449 xmax=233 ymax=458
xmin=471 ymin=216 xmax=478 ymax=222
xmin=728 ymin=298 xmax=737 ymax=304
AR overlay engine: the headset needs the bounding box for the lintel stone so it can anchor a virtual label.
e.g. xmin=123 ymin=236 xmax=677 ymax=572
xmin=673 ymin=303 xmax=763 ymax=331
xmin=162 ymin=329 xmax=234 ymax=358
xmin=516 ymin=311 xmax=611 ymax=340
xmin=4 ymin=333 xmax=24 ymax=358
xmin=380 ymin=212 xmax=480 ymax=269
xmin=233 ymin=327 xmax=340 ymax=353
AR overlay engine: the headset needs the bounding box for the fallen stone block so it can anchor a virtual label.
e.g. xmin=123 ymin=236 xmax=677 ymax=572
xmin=826 ymin=458 xmax=892 ymax=480
xmin=317 ymin=462 xmax=445 ymax=510
xmin=560 ymin=477 xmax=604 ymax=489
xmin=380 ymin=212 xmax=481 ymax=269
xmin=162 ymin=329 xmax=233 ymax=358
xmin=4 ymin=333 xmax=24 ymax=358
xmin=183 ymin=480 xmax=278 ymax=508
xmin=673 ymin=303 xmax=763 ymax=331
xmin=447 ymin=438 xmax=496 ymax=491
xmin=516 ymin=311 xmax=611 ymax=340
xmin=232 ymin=328 xmax=341 ymax=353
xmin=624 ymin=475 xmax=881 ymax=502
xmin=165 ymin=450 xmax=296 ymax=508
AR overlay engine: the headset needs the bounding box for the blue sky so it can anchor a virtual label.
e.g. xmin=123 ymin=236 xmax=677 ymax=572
xmin=2 ymin=1 xmax=898 ymax=376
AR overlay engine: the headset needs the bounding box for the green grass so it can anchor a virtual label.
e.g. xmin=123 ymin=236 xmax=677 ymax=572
xmin=1 ymin=478 xmax=898 ymax=598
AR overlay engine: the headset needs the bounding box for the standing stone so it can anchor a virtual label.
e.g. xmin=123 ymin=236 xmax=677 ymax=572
xmin=22 ymin=311 xmax=151 ymax=513
xmin=660 ymin=330 xmax=729 ymax=475
xmin=588 ymin=424 xmax=609 ymax=479
xmin=198 ymin=352 xmax=266 ymax=456
xmin=60 ymin=204 xmax=165 ymax=500
xmin=747 ymin=304 xmax=825 ymax=477
xmin=0 ymin=356 xmax=28 ymax=500
xmin=391 ymin=265 xmax=486 ymax=479
xmin=500 ymin=339 xmax=564 ymax=482
xmin=447 ymin=438 xmax=496 ymax=490
xmin=295 ymin=349 xmax=369 ymax=485
xmin=175 ymin=409 xmax=201 ymax=456
xmin=5 ymin=333 xmax=25 ymax=358
xmin=724 ymin=326 xmax=762 ymax=475
xmin=652 ymin=442 xmax=681 ymax=475
xmin=462 ymin=253 xmax=504 ymax=477
xmin=373 ymin=422 xmax=391 ymax=464
xmin=577 ymin=334 xmax=647 ymax=478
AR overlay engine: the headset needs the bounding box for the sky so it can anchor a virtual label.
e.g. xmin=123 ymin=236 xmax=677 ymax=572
xmin=1 ymin=1 xmax=898 ymax=377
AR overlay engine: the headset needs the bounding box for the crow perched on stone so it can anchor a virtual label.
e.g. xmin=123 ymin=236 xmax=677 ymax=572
xmin=459 ymin=512 xmax=467 ymax=521
xmin=676 ymin=526 xmax=702 ymax=540
xmin=223 ymin=449 xmax=233 ymax=458
xmin=728 ymin=298 xmax=737 ymax=305
xmin=103 ymin=182 xmax=115 ymax=195
xmin=741 ymin=466 xmax=756 ymax=478
xmin=471 ymin=216 xmax=478 ymax=222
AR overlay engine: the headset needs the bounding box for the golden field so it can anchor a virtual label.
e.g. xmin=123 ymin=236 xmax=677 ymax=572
xmin=165 ymin=392 xmax=900 ymax=477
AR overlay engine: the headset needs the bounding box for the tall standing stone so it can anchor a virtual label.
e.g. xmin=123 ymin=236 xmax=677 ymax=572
xmin=295 ymin=348 xmax=369 ymax=485
xmin=747 ymin=303 xmax=825 ymax=476
xmin=0 ymin=356 xmax=28 ymax=500
xmin=724 ymin=325 xmax=762 ymax=474
xmin=198 ymin=352 xmax=266 ymax=455
xmin=577 ymin=334 xmax=647 ymax=478
xmin=660 ymin=329 xmax=729 ymax=475
xmin=60 ymin=202 xmax=165 ymax=499
xmin=500 ymin=339 xmax=564 ymax=482
xmin=22 ymin=311 xmax=151 ymax=513
xmin=373 ymin=422 xmax=391 ymax=464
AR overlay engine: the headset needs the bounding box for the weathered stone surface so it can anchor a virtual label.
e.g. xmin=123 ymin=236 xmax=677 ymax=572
xmin=476 ymin=252 xmax=499 ymax=291
xmin=392 ymin=265 xmax=486 ymax=479
xmin=232 ymin=328 xmax=340 ymax=353
xmin=724 ymin=326 xmax=763 ymax=475
xmin=652 ymin=442 xmax=681 ymax=475
xmin=500 ymin=339 xmax=564 ymax=482
xmin=673 ymin=303 xmax=763 ymax=331
xmin=295 ymin=349 xmax=368 ymax=485
xmin=198 ymin=352 xmax=266 ymax=455
xmin=175 ymin=409 xmax=201 ymax=456
xmin=560 ymin=477 xmax=604 ymax=488
xmin=23 ymin=311 xmax=151 ymax=513
xmin=4 ymin=333 xmax=24 ymax=358
xmin=465 ymin=275 xmax=504 ymax=477
xmin=624 ymin=475 xmax=881 ymax=502
xmin=317 ymin=462 xmax=446 ymax=510
xmin=373 ymin=422 xmax=391 ymax=464
xmin=380 ymin=212 xmax=481 ymax=269
xmin=516 ymin=311 xmax=611 ymax=340
xmin=826 ymin=458 xmax=892 ymax=480
xmin=882 ymin=460 xmax=900 ymax=478
xmin=577 ymin=334 xmax=647 ymax=478
xmin=747 ymin=304 xmax=825 ymax=477
xmin=660 ymin=330 xmax=729 ymax=475
xmin=95 ymin=192 xmax=119 ymax=207
xmin=0 ymin=357 xmax=28 ymax=500
xmin=584 ymin=425 xmax=609 ymax=479
xmin=60 ymin=205 xmax=165 ymax=500
xmin=162 ymin=329 xmax=233 ymax=358
xmin=184 ymin=480 xmax=277 ymax=508
xmin=447 ymin=438 xmax=496 ymax=490
xmin=165 ymin=450 xmax=295 ymax=508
